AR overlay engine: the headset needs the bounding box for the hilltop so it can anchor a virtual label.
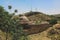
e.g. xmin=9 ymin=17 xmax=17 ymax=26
xmin=25 ymin=11 xmax=51 ymax=21
xmin=19 ymin=11 xmax=51 ymax=25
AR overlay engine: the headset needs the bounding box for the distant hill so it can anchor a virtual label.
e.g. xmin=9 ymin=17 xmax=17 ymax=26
xmin=51 ymin=14 xmax=60 ymax=21
xmin=52 ymin=14 xmax=60 ymax=17
xmin=25 ymin=11 xmax=51 ymax=20
xmin=19 ymin=11 xmax=60 ymax=25
xmin=24 ymin=11 xmax=51 ymax=24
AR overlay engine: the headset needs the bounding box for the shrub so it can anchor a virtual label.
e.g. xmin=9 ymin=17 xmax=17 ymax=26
xmin=49 ymin=19 xmax=57 ymax=25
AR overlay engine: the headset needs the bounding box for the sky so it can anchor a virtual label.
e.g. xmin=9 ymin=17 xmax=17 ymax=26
xmin=0 ymin=0 xmax=60 ymax=15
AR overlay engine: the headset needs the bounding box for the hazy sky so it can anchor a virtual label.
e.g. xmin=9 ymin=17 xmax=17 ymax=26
xmin=0 ymin=0 xmax=60 ymax=15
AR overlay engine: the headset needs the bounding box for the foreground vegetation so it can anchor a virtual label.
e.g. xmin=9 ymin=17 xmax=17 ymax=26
xmin=0 ymin=6 xmax=28 ymax=40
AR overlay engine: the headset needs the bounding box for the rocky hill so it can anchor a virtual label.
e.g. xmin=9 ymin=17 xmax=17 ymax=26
xmin=21 ymin=11 xmax=51 ymax=24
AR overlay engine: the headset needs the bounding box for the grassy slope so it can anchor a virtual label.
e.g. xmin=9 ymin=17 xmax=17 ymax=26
xmin=27 ymin=27 xmax=52 ymax=40
xmin=0 ymin=28 xmax=52 ymax=40
xmin=0 ymin=30 xmax=12 ymax=40
xmin=0 ymin=30 xmax=6 ymax=40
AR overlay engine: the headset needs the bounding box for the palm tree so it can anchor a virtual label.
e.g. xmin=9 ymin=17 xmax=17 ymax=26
xmin=14 ymin=9 xmax=18 ymax=15
xmin=5 ymin=5 xmax=12 ymax=40
xmin=14 ymin=9 xmax=18 ymax=13
xmin=8 ymin=5 xmax=12 ymax=10
xmin=8 ymin=5 xmax=12 ymax=13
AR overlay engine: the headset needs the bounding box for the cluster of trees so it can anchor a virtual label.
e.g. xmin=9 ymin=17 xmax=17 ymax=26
xmin=0 ymin=6 xmax=28 ymax=40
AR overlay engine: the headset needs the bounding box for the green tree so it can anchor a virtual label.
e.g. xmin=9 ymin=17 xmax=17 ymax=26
xmin=14 ymin=9 xmax=18 ymax=15
xmin=8 ymin=5 xmax=12 ymax=13
xmin=14 ymin=9 xmax=18 ymax=13
xmin=49 ymin=19 xmax=57 ymax=25
xmin=8 ymin=5 xmax=12 ymax=10
xmin=0 ymin=6 xmax=4 ymax=13
xmin=0 ymin=6 xmax=28 ymax=40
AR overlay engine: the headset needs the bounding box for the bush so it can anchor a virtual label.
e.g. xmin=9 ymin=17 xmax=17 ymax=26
xmin=49 ymin=19 xmax=57 ymax=25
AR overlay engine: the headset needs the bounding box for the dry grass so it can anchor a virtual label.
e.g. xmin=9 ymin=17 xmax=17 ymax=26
xmin=0 ymin=30 xmax=6 ymax=40
xmin=0 ymin=30 xmax=12 ymax=40
xmin=27 ymin=27 xmax=52 ymax=40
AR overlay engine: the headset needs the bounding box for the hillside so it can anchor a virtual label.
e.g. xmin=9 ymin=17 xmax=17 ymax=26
xmin=1 ymin=24 xmax=60 ymax=40
xmin=27 ymin=24 xmax=60 ymax=40
xmin=27 ymin=27 xmax=52 ymax=40
xmin=0 ymin=11 xmax=60 ymax=40
xmin=53 ymin=14 xmax=60 ymax=17
xmin=25 ymin=12 xmax=51 ymax=21
xmin=23 ymin=11 xmax=51 ymax=24
xmin=51 ymin=14 xmax=60 ymax=21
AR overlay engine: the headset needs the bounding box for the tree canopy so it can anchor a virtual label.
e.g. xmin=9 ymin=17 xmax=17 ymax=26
xmin=0 ymin=6 xmax=28 ymax=40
